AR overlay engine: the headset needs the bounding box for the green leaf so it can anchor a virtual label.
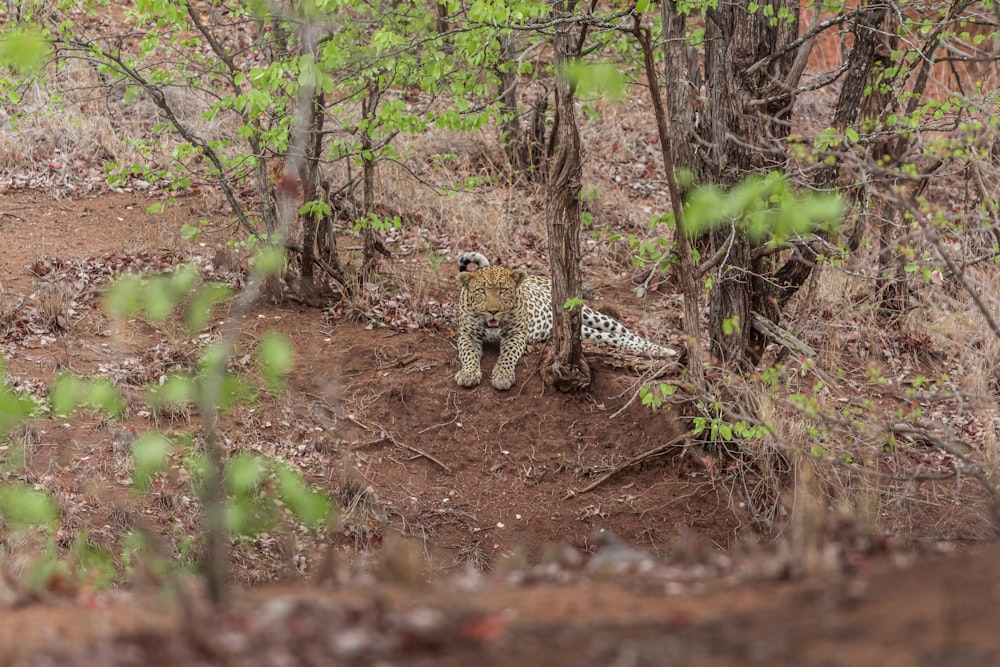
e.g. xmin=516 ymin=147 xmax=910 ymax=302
xmin=168 ymin=264 xmax=201 ymax=296
xmin=186 ymin=282 xmax=234 ymax=332
xmin=49 ymin=373 xmax=83 ymax=417
xmin=227 ymin=453 xmax=265 ymax=495
xmin=199 ymin=340 xmax=229 ymax=376
xmin=563 ymin=62 xmax=626 ymax=102
xmin=845 ymin=127 xmax=859 ymax=143
xmin=146 ymin=373 xmax=195 ymax=409
xmin=83 ymin=378 xmax=125 ymax=418
xmin=0 ymin=484 xmax=59 ymax=528
xmin=104 ymin=275 xmax=145 ymax=319
xmin=51 ymin=373 xmax=121 ymax=420
xmin=131 ymin=433 xmax=172 ymax=493
xmin=0 ymin=28 xmax=50 ymax=73
xmin=0 ymin=384 xmax=35 ymax=435
xmin=183 ymin=451 xmax=212 ymax=496
xmin=146 ymin=202 xmax=165 ymax=214
xmin=252 ymin=246 xmax=286 ymax=277
xmin=275 ymin=464 xmax=332 ymax=529
xmin=215 ymin=373 xmax=256 ymax=412
xmin=180 ymin=222 xmax=202 ymax=242
xmin=143 ymin=277 xmax=177 ymax=322
xmin=257 ymin=333 xmax=295 ymax=394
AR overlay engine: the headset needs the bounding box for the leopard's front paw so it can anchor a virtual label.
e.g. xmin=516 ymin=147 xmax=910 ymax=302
xmin=491 ymin=369 xmax=515 ymax=391
xmin=455 ymin=367 xmax=482 ymax=388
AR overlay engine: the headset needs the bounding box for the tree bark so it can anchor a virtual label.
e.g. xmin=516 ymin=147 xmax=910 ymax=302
xmin=703 ymin=0 xmax=798 ymax=369
xmin=634 ymin=15 xmax=704 ymax=388
xmin=661 ymin=0 xmax=702 ymax=188
xmin=542 ymin=3 xmax=590 ymax=392
xmin=498 ymin=36 xmax=547 ymax=178
xmin=360 ymin=85 xmax=386 ymax=281
xmin=774 ymin=1 xmax=894 ymax=308
xmin=297 ymin=86 xmax=324 ymax=294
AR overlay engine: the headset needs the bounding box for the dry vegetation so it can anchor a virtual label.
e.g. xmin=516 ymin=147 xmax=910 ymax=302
xmin=0 ymin=0 xmax=999 ymax=663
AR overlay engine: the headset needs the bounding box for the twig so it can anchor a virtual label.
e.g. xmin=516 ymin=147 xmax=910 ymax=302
xmin=693 ymin=238 xmax=733 ymax=279
xmin=608 ymin=363 xmax=685 ymax=419
xmin=923 ymin=220 xmax=1000 ymax=345
xmin=0 ymin=212 xmax=27 ymax=223
xmin=749 ymin=234 xmax=841 ymax=262
xmin=564 ymin=434 xmax=686 ymax=498
xmin=637 ymin=252 xmax=672 ymax=296
xmin=346 ymin=414 xmax=452 ymax=473
xmin=887 ymin=423 xmax=1000 ymax=513
xmin=417 ymin=392 xmax=461 ymax=433
xmin=745 ymin=12 xmax=855 ymax=76
xmin=970 ymin=162 xmax=1000 ymax=248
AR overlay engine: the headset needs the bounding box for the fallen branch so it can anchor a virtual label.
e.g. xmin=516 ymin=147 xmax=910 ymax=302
xmin=346 ymin=414 xmax=452 ymax=473
xmin=751 ymin=312 xmax=816 ymax=357
xmin=563 ymin=434 xmax=686 ymax=498
xmin=887 ymin=423 xmax=1000 ymax=520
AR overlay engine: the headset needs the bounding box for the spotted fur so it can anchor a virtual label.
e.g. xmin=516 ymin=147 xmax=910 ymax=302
xmin=455 ymin=252 xmax=676 ymax=390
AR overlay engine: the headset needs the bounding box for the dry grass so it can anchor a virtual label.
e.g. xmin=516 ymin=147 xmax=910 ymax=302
xmin=333 ymin=466 xmax=388 ymax=550
xmin=747 ymin=252 xmax=1000 ymax=541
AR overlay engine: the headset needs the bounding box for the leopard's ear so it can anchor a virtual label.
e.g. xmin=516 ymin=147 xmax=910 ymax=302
xmin=510 ymin=269 xmax=527 ymax=286
xmin=458 ymin=271 xmax=474 ymax=286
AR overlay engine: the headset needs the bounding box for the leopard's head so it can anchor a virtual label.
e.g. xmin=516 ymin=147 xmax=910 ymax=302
xmin=459 ymin=266 xmax=526 ymax=329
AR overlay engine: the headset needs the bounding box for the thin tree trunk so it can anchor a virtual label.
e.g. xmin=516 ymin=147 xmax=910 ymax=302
xmin=435 ymin=0 xmax=449 ymax=34
xmin=498 ymin=36 xmax=546 ymax=178
xmin=498 ymin=36 xmax=526 ymax=170
xmin=775 ymin=0 xmax=893 ymax=307
xmin=360 ymin=85 xmax=387 ymax=281
xmin=542 ymin=3 xmax=590 ymax=392
xmin=298 ymin=87 xmax=324 ymax=295
xmin=661 ymin=0 xmax=702 ymax=188
xmin=876 ymin=0 xmax=970 ymax=314
xmin=633 ymin=15 xmax=704 ymax=388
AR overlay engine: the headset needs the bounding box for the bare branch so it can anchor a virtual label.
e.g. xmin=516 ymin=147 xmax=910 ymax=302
xmin=746 ymin=12 xmax=857 ymax=76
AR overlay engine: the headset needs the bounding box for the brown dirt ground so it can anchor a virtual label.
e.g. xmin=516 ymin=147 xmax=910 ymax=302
xmin=0 ymin=191 xmax=998 ymax=665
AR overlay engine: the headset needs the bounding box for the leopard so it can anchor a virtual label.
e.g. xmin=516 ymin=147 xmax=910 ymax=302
xmin=454 ymin=252 xmax=677 ymax=390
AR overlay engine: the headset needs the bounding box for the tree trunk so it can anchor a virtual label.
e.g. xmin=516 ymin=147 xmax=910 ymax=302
xmin=775 ymin=1 xmax=894 ymax=307
xmin=703 ymin=0 xmax=798 ymax=369
xmin=435 ymin=0 xmax=449 ymax=34
xmin=360 ymin=85 xmax=386 ymax=281
xmin=297 ymin=87 xmax=324 ymax=295
xmin=497 ymin=36 xmax=524 ymax=169
xmin=542 ymin=5 xmax=590 ymax=392
xmin=875 ymin=0 xmax=968 ymax=315
xmin=633 ymin=15 xmax=704 ymax=388
xmin=316 ymin=180 xmax=351 ymax=292
xmin=661 ymin=0 xmax=702 ymax=188
xmin=498 ymin=36 xmax=546 ymax=178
